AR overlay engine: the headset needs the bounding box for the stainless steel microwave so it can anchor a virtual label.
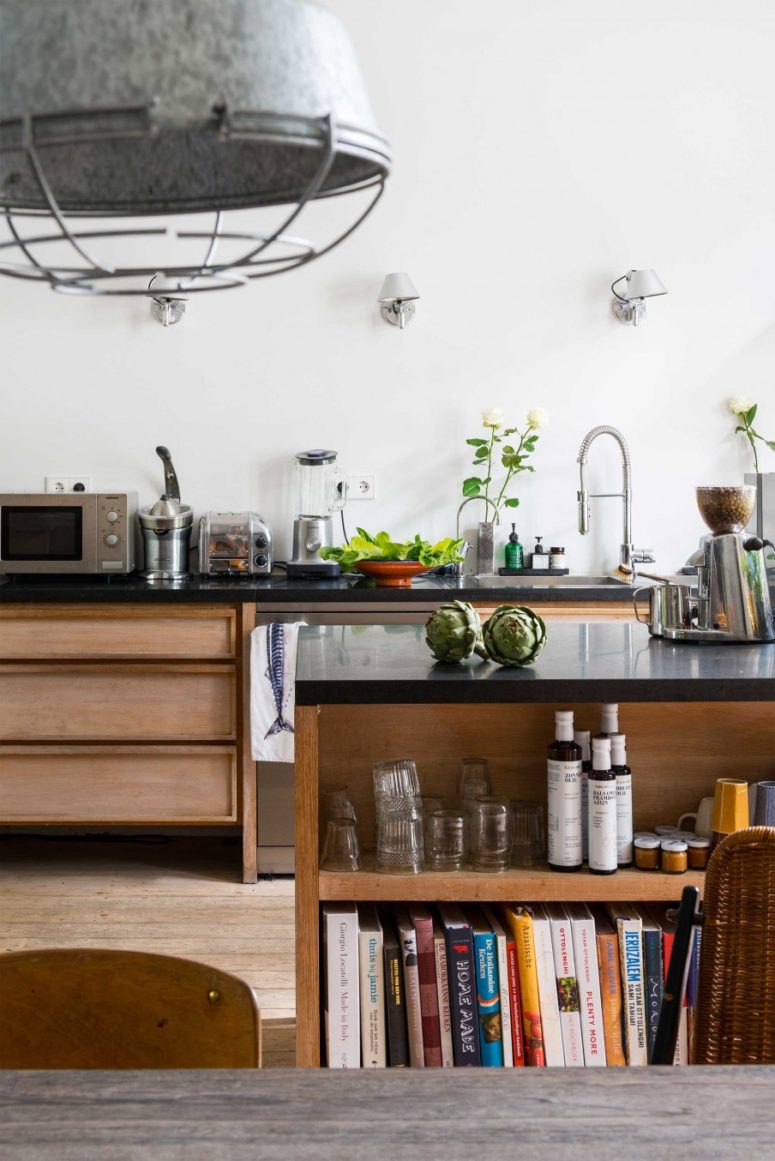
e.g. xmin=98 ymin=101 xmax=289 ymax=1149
xmin=0 ymin=493 xmax=138 ymax=575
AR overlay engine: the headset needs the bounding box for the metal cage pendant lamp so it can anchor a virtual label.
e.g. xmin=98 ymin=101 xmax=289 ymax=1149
xmin=0 ymin=0 xmax=390 ymax=310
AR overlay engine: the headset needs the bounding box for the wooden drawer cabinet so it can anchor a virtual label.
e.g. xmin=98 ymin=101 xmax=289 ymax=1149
xmin=0 ymin=603 xmax=257 ymax=882
xmin=0 ymin=746 xmax=237 ymax=822
xmin=0 ymin=665 xmax=236 ymax=741
xmin=0 ymin=606 xmax=235 ymax=660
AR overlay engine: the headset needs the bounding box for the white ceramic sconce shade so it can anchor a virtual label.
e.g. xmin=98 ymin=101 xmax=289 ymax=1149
xmin=611 ymin=268 xmax=668 ymax=326
xmin=378 ymin=272 xmax=419 ymax=329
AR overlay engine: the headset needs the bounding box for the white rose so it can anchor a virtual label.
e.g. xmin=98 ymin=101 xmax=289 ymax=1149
xmin=482 ymin=407 xmax=504 ymax=429
xmin=527 ymin=407 xmax=548 ymax=430
xmin=728 ymin=395 xmax=754 ymax=416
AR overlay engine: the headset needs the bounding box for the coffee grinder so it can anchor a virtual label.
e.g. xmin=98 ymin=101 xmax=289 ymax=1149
xmin=287 ymin=450 xmax=347 ymax=579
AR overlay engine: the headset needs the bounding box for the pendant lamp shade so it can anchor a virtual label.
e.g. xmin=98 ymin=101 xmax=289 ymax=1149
xmin=0 ymin=0 xmax=391 ymax=294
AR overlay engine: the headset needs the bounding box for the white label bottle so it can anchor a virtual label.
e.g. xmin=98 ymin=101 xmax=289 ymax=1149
xmin=574 ymin=728 xmax=591 ymax=863
xmin=547 ymin=709 xmax=582 ymax=872
xmin=588 ymin=737 xmax=618 ymax=875
xmin=611 ymin=732 xmax=633 ymax=867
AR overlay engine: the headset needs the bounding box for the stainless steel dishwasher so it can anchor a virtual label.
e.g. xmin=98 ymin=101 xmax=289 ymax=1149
xmin=253 ymin=601 xmax=436 ymax=873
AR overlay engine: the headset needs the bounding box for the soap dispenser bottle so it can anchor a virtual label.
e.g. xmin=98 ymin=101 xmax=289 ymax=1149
xmin=504 ymin=524 xmax=524 ymax=570
xmin=531 ymin=537 xmax=549 ymax=569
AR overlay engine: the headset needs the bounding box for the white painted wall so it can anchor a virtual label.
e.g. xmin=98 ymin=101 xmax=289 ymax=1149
xmin=2 ymin=0 xmax=775 ymax=572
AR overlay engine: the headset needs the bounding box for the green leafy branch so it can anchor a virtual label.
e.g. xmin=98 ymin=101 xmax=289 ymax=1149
xmin=462 ymin=410 xmax=545 ymax=515
xmin=731 ymin=402 xmax=775 ymax=474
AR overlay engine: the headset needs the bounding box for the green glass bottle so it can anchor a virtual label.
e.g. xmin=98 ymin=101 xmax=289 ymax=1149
xmin=504 ymin=524 xmax=524 ymax=570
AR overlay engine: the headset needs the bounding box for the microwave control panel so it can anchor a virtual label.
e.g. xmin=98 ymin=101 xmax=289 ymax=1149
xmin=98 ymin=493 xmax=136 ymax=572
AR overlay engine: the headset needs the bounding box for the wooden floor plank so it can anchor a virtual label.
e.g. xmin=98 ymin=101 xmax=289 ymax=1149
xmin=0 ymin=836 xmax=297 ymax=1062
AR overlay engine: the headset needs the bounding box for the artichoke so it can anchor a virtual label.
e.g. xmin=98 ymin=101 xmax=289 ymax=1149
xmin=482 ymin=604 xmax=547 ymax=667
xmin=425 ymin=600 xmax=488 ymax=663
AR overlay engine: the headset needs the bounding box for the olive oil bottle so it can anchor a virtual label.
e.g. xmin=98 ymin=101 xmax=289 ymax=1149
xmin=611 ymin=732 xmax=633 ymax=867
xmin=547 ymin=709 xmax=582 ymax=872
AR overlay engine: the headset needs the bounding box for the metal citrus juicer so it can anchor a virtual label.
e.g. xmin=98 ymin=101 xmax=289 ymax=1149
xmin=657 ymin=486 xmax=774 ymax=643
xmin=138 ymin=446 xmax=194 ymax=581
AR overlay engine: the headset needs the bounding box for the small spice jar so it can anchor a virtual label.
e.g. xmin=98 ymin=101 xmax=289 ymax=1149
xmin=634 ymin=834 xmax=661 ymax=870
xmin=549 ymin=546 xmax=566 ymax=570
xmin=661 ymin=838 xmax=688 ymax=874
xmin=686 ymin=835 xmax=710 ymax=870
xmin=655 ymin=824 xmax=680 ymax=837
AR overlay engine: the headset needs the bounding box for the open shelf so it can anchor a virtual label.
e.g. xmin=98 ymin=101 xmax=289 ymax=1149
xmin=319 ymin=858 xmax=704 ymax=902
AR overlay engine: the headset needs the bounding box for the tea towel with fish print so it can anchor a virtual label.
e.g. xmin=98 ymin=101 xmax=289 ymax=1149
xmin=250 ymin=622 xmax=307 ymax=762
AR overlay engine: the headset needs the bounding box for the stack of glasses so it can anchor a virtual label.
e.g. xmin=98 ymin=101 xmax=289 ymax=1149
xmin=374 ymin=759 xmax=424 ymax=875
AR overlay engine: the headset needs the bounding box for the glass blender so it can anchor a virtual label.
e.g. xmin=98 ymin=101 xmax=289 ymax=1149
xmin=288 ymin=450 xmax=347 ymax=579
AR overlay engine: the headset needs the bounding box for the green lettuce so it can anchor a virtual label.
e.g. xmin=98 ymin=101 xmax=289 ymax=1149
xmin=320 ymin=529 xmax=465 ymax=573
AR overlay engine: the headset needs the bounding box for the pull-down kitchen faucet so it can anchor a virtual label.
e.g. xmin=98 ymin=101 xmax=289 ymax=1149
xmin=577 ymin=425 xmax=654 ymax=580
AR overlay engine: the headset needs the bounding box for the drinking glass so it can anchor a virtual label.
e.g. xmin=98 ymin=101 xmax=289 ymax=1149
xmin=457 ymin=758 xmax=491 ymax=808
xmin=711 ymin=778 xmax=749 ymax=848
xmin=373 ymin=759 xmax=421 ymax=804
xmin=424 ymin=809 xmax=465 ymax=872
xmin=510 ymin=799 xmax=545 ymax=867
xmin=321 ymin=783 xmax=357 ymax=822
xmin=319 ymin=818 xmax=361 ymax=872
xmin=375 ymin=814 xmax=424 ymax=875
xmin=754 ymin=781 xmax=775 ymax=826
xmin=469 ymin=800 xmax=512 ymax=873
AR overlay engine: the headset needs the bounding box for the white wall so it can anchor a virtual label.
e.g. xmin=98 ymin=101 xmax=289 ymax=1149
xmin=3 ymin=0 xmax=775 ymax=572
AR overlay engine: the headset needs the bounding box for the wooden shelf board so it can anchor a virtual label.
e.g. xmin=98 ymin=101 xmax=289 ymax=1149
xmin=319 ymin=860 xmax=704 ymax=902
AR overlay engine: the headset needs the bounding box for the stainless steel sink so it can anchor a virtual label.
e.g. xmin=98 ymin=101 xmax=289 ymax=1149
xmin=474 ymin=574 xmax=632 ymax=587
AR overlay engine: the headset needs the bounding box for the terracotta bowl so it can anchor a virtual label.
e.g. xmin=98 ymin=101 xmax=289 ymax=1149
xmin=354 ymin=561 xmax=431 ymax=587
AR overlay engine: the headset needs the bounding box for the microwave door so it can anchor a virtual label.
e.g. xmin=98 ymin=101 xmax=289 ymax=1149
xmin=0 ymin=495 xmax=98 ymax=573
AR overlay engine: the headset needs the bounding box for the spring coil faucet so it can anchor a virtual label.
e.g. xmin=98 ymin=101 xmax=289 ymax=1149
xmin=577 ymin=425 xmax=654 ymax=580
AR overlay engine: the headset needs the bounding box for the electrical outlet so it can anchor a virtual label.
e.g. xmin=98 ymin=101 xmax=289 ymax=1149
xmin=45 ymin=476 xmax=92 ymax=494
xmin=346 ymin=475 xmax=376 ymax=500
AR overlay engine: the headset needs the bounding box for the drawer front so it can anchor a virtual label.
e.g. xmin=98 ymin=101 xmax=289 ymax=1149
xmin=0 ymin=606 xmax=236 ymax=660
xmin=0 ymin=665 xmax=236 ymax=741
xmin=0 ymin=746 xmax=237 ymax=822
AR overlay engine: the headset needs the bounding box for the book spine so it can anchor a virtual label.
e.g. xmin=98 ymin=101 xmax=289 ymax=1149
xmin=434 ymin=932 xmax=455 ymax=1068
xmin=570 ymin=917 xmax=606 ymax=1066
xmin=549 ymin=917 xmax=584 ymax=1067
xmin=595 ymin=931 xmax=626 ymax=1066
xmin=324 ymin=907 xmax=360 ymax=1069
xmin=532 ymin=918 xmax=565 ymax=1066
xmin=641 ymin=929 xmax=663 ymax=1065
xmin=399 ymin=922 xmax=425 ymax=1068
xmin=483 ymin=907 xmax=513 ymax=1068
xmin=512 ymin=913 xmax=545 ymax=1067
xmin=506 ymin=941 xmax=525 ymax=1066
xmin=474 ymin=930 xmax=503 ymax=1067
xmin=384 ymin=940 xmax=409 ymax=1068
xmin=358 ymin=924 xmax=386 ymax=1068
xmin=687 ymin=928 xmax=702 ymax=1065
xmin=413 ymin=913 xmax=442 ymax=1067
xmin=444 ymin=927 xmax=481 ymax=1066
xmin=661 ymin=930 xmax=687 ymax=1066
xmin=617 ymin=917 xmax=648 ymax=1066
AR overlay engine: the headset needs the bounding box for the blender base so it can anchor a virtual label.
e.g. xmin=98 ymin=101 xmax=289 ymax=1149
xmin=286 ymin=561 xmax=341 ymax=580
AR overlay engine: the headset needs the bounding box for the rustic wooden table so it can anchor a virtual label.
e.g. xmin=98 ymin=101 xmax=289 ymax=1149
xmin=1 ymin=1067 xmax=773 ymax=1161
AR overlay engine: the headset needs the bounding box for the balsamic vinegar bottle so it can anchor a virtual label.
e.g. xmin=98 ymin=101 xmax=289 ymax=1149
xmin=547 ymin=710 xmax=582 ymax=872
xmin=611 ymin=732 xmax=633 ymax=867
xmin=574 ymin=728 xmax=592 ymax=863
xmin=588 ymin=737 xmax=618 ymax=875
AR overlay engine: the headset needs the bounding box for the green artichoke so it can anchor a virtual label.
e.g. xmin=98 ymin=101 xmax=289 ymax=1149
xmin=482 ymin=604 xmax=547 ymax=667
xmin=425 ymin=600 xmax=488 ymax=663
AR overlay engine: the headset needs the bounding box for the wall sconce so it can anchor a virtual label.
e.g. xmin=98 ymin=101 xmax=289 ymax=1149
xmin=611 ymin=268 xmax=667 ymax=327
xmin=378 ymin=272 xmax=419 ymax=328
xmin=147 ymin=273 xmax=188 ymax=327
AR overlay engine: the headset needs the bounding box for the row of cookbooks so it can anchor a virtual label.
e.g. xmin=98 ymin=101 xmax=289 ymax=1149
xmin=322 ymin=900 xmax=701 ymax=1068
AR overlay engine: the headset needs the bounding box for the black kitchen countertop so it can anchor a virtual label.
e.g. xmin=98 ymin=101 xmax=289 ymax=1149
xmin=295 ymin=622 xmax=775 ymax=704
xmin=0 ymin=572 xmax=646 ymax=605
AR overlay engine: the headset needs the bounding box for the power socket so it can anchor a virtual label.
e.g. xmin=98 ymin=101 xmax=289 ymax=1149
xmin=45 ymin=476 xmax=92 ymax=494
xmin=346 ymin=475 xmax=376 ymax=500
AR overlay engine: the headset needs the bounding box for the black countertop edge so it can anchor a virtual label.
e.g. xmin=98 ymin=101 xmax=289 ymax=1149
xmin=0 ymin=574 xmax=647 ymax=605
xmin=296 ymin=678 xmax=773 ymax=705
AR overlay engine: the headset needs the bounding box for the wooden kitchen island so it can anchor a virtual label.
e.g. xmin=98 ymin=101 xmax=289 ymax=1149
xmin=294 ymin=622 xmax=775 ymax=1066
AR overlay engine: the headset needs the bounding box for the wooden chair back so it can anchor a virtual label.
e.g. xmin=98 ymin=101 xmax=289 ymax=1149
xmin=0 ymin=949 xmax=261 ymax=1069
xmin=694 ymin=826 xmax=775 ymax=1064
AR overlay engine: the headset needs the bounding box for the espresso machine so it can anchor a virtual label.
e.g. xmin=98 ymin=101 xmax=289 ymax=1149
xmin=635 ymin=486 xmax=775 ymax=643
xmin=287 ymin=450 xmax=347 ymax=579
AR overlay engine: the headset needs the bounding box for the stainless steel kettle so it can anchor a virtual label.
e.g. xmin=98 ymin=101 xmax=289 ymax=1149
xmin=138 ymin=446 xmax=193 ymax=581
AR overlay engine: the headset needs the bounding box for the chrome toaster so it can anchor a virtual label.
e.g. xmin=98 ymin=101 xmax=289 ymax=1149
xmin=198 ymin=512 xmax=272 ymax=576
